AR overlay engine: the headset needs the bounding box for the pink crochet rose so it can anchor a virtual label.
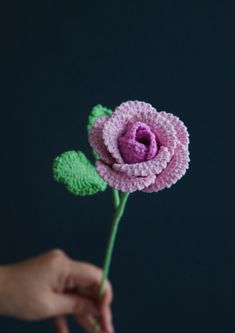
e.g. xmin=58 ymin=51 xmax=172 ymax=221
xmin=89 ymin=101 xmax=190 ymax=193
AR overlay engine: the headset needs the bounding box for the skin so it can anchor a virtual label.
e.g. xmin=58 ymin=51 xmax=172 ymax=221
xmin=0 ymin=249 xmax=114 ymax=333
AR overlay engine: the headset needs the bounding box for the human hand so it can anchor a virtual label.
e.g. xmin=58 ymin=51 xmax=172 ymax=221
xmin=0 ymin=249 xmax=114 ymax=333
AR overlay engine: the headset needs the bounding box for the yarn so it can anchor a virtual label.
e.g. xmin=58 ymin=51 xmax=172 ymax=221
xmin=53 ymin=150 xmax=107 ymax=196
xmin=89 ymin=100 xmax=190 ymax=193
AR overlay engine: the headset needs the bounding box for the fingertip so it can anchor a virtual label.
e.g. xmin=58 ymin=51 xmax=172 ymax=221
xmin=100 ymin=281 xmax=113 ymax=310
xmin=106 ymin=280 xmax=113 ymax=302
xmin=100 ymin=305 xmax=114 ymax=333
xmin=53 ymin=316 xmax=69 ymax=333
xmin=75 ymin=313 xmax=96 ymax=333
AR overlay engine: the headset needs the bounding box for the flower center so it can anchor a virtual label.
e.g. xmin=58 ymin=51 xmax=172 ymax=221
xmin=135 ymin=127 xmax=151 ymax=146
xmin=118 ymin=121 xmax=158 ymax=164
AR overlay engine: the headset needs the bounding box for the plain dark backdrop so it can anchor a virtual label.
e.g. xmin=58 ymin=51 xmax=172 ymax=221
xmin=0 ymin=1 xmax=234 ymax=332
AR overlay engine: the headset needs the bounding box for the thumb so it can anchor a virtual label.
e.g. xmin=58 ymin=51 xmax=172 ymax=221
xmin=49 ymin=293 xmax=100 ymax=317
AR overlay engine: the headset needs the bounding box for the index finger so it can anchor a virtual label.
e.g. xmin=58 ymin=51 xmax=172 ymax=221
xmin=69 ymin=261 xmax=113 ymax=304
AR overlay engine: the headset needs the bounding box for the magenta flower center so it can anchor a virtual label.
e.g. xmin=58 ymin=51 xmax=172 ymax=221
xmin=118 ymin=121 xmax=158 ymax=164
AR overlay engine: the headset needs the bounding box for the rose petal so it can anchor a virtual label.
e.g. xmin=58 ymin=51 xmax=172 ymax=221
xmin=160 ymin=111 xmax=189 ymax=148
xmin=143 ymin=143 xmax=190 ymax=193
xmin=151 ymin=114 xmax=177 ymax=155
xmin=103 ymin=101 xmax=177 ymax=163
xmin=113 ymin=146 xmax=171 ymax=177
xmin=96 ymin=160 xmax=156 ymax=192
xmin=89 ymin=117 xmax=114 ymax=165
xmin=102 ymin=101 xmax=158 ymax=163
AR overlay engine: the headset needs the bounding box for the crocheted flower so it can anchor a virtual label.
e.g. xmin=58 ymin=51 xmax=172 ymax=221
xmin=89 ymin=101 xmax=190 ymax=193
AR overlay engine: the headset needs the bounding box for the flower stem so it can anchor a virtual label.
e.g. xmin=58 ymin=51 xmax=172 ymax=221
xmin=112 ymin=189 xmax=120 ymax=208
xmin=92 ymin=191 xmax=130 ymax=333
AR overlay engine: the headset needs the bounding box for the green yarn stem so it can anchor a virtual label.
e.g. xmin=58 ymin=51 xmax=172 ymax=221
xmin=112 ymin=189 xmax=120 ymax=208
xmin=92 ymin=191 xmax=130 ymax=333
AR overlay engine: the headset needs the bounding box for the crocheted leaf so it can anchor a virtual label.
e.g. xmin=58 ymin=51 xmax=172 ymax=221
xmin=87 ymin=105 xmax=112 ymax=160
xmin=53 ymin=151 xmax=107 ymax=196
xmin=87 ymin=104 xmax=112 ymax=133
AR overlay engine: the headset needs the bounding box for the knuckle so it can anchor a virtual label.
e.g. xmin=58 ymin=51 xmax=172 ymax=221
xmin=49 ymin=249 xmax=67 ymax=262
xmin=50 ymin=248 xmax=66 ymax=258
xmin=47 ymin=249 xmax=68 ymax=268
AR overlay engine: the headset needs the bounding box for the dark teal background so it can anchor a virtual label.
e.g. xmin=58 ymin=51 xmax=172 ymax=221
xmin=0 ymin=0 xmax=234 ymax=332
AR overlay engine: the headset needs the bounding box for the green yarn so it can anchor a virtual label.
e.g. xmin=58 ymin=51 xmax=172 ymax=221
xmin=92 ymin=147 xmax=99 ymax=161
xmin=87 ymin=104 xmax=112 ymax=160
xmin=87 ymin=104 xmax=112 ymax=133
xmin=112 ymin=189 xmax=120 ymax=208
xmin=92 ymin=192 xmax=130 ymax=333
xmin=53 ymin=105 xmax=113 ymax=195
xmin=53 ymin=150 xmax=107 ymax=196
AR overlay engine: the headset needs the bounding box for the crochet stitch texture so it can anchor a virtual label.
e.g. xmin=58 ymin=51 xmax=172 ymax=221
xmin=89 ymin=100 xmax=190 ymax=193
xmin=53 ymin=150 xmax=107 ymax=195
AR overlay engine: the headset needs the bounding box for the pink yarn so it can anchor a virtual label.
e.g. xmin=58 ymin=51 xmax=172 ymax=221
xmin=113 ymin=146 xmax=171 ymax=177
xmin=89 ymin=101 xmax=190 ymax=193
xmin=96 ymin=160 xmax=156 ymax=192
xmin=118 ymin=121 xmax=158 ymax=163
xmin=143 ymin=144 xmax=190 ymax=193
xmin=89 ymin=117 xmax=115 ymax=165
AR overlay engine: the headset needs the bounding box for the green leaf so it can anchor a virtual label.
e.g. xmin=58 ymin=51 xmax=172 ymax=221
xmin=87 ymin=104 xmax=112 ymax=160
xmin=87 ymin=104 xmax=112 ymax=133
xmin=53 ymin=150 xmax=107 ymax=196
